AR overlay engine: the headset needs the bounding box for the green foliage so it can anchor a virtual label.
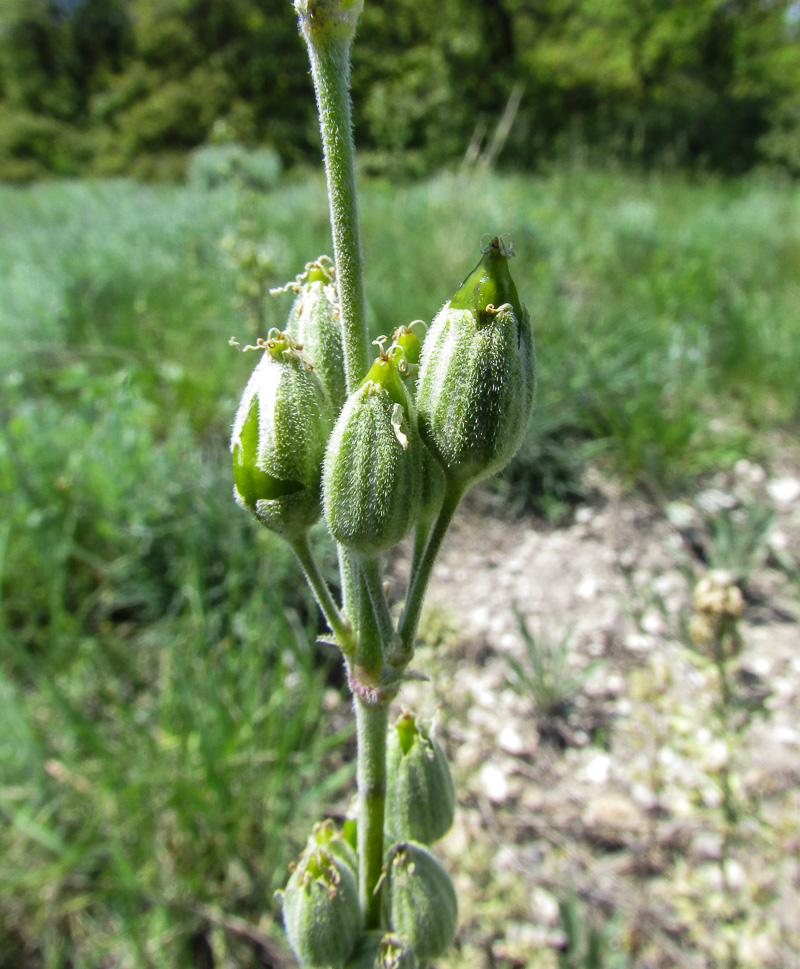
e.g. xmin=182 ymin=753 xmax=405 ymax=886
xmin=0 ymin=368 xmax=352 ymax=965
xmin=188 ymin=143 xmax=282 ymax=192
xmin=1 ymin=0 xmax=800 ymax=180
xmin=507 ymin=609 xmax=584 ymax=719
xmin=557 ymin=891 xmax=629 ymax=969
xmin=704 ymin=503 xmax=776 ymax=585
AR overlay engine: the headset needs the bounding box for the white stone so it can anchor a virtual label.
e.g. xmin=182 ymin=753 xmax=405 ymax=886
xmin=773 ymin=726 xmax=800 ymax=745
xmin=584 ymin=752 xmax=611 ymax=784
xmin=498 ymin=724 xmax=527 ymax=756
xmin=767 ymin=477 xmax=800 ymax=505
xmin=734 ymin=459 xmax=766 ymax=484
xmin=696 ymin=488 xmax=737 ymax=514
xmin=641 ymin=608 xmax=665 ymax=635
xmin=666 ymin=501 xmax=698 ymax=528
xmin=469 ymin=606 xmax=491 ymax=630
xmin=631 ymin=782 xmax=658 ymax=810
xmin=723 ymin=858 xmax=746 ymax=890
xmin=480 ymin=763 xmax=509 ymax=802
xmin=529 ymin=887 xmax=560 ymax=925
xmin=577 ymin=575 xmax=599 ymax=600
xmin=767 ymin=528 xmax=789 ymax=551
xmin=691 ymin=831 xmax=723 ymax=860
xmin=625 ymin=633 xmax=656 ymax=652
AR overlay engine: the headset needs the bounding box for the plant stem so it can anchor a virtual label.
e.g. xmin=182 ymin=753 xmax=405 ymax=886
xmin=290 ymin=535 xmax=352 ymax=651
xmin=354 ymin=695 xmax=389 ymax=929
xmin=337 ymin=543 xmax=358 ymax=623
xmin=354 ymin=566 xmax=384 ymax=680
xmin=305 ymin=37 xmax=369 ymax=392
xmin=359 ymin=555 xmax=402 ymax=663
xmin=409 ymin=521 xmax=432 ymax=590
xmin=398 ymin=479 xmax=465 ymax=653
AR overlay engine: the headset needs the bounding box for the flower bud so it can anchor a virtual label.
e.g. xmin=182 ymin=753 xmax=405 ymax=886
xmin=282 ymin=844 xmax=361 ymax=968
xmin=231 ymin=332 xmax=332 ymax=540
xmin=381 ymin=842 xmax=457 ymax=963
xmin=323 ymin=347 xmax=422 ymax=554
xmin=386 ymin=713 xmax=454 ymax=845
xmin=287 ymin=258 xmax=347 ymax=412
xmin=416 ymin=237 xmax=535 ymax=489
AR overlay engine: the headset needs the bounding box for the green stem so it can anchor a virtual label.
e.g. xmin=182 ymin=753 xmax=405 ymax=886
xmin=337 ymin=543 xmax=358 ymax=624
xmin=359 ymin=555 xmax=402 ymax=664
xmin=354 ymin=565 xmax=384 ymax=679
xmin=354 ymin=695 xmax=389 ymax=929
xmin=398 ymin=479 xmax=465 ymax=653
xmin=290 ymin=535 xmax=352 ymax=652
xmin=409 ymin=521 xmax=432 ymax=587
xmin=304 ymin=37 xmax=369 ymax=392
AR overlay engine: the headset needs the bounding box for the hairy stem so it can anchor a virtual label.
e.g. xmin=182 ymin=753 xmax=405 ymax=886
xmin=290 ymin=535 xmax=352 ymax=652
xmin=305 ymin=38 xmax=369 ymax=392
xmin=354 ymin=565 xmax=384 ymax=680
xmin=359 ymin=555 xmax=402 ymax=664
xmin=354 ymin=696 xmax=389 ymax=929
xmin=337 ymin=543 xmax=358 ymax=624
xmin=409 ymin=520 xmax=432 ymax=588
xmin=399 ymin=479 xmax=465 ymax=653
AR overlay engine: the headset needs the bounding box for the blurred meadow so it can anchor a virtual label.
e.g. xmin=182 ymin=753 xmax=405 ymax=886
xmin=2 ymin=0 xmax=800 ymax=967
xmin=2 ymin=167 xmax=800 ymax=967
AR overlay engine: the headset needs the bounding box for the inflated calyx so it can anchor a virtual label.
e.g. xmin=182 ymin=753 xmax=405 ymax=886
xmin=323 ymin=343 xmax=422 ymax=554
xmin=416 ymin=236 xmax=535 ymax=489
xmin=284 ymin=257 xmax=347 ymax=412
xmin=282 ymin=843 xmax=361 ymax=968
xmin=386 ymin=713 xmax=454 ymax=845
xmin=381 ymin=842 xmax=457 ymax=963
xmin=231 ymin=331 xmax=331 ymax=540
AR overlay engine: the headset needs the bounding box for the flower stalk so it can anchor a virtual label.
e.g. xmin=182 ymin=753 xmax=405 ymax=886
xmin=228 ymin=6 xmax=535 ymax=965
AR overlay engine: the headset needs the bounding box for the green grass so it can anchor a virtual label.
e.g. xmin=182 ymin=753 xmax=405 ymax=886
xmin=1 ymin=167 xmax=799 ymax=965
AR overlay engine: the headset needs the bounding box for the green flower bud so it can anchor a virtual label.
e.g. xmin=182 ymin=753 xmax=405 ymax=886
xmin=286 ymin=258 xmax=347 ymax=412
xmin=381 ymin=842 xmax=457 ymax=963
xmin=231 ymin=331 xmax=331 ymax=540
xmin=386 ymin=713 xmax=455 ymax=845
xmin=282 ymin=845 xmax=361 ymax=968
xmin=323 ymin=346 xmax=422 ymax=554
xmin=416 ymin=236 xmax=535 ymax=489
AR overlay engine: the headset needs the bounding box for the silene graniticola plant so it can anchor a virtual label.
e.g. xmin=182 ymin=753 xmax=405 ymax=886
xmin=229 ymin=1 xmax=535 ymax=965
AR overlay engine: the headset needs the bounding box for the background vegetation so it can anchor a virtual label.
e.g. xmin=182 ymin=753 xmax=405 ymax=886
xmin=2 ymin=0 xmax=800 ymax=181
xmin=1 ymin=167 xmax=799 ymax=965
